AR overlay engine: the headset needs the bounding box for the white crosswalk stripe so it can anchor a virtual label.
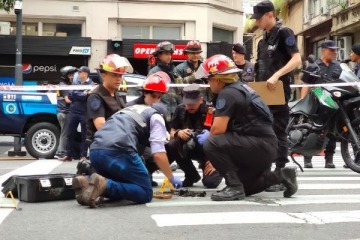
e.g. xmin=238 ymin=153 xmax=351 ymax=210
xmin=149 ymin=156 xmax=360 ymax=227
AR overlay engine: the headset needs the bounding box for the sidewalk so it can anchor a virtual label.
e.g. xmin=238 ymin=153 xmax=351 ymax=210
xmin=0 ymin=136 xmax=35 ymax=160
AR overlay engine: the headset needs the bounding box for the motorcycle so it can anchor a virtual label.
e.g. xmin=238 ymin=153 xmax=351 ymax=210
xmin=287 ymin=55 xmax=360 ymax=173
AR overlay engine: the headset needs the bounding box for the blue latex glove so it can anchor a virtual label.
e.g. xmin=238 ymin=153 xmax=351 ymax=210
xmin=196 ymin=129 xmax=210 ymax=145
xmin=170 ymin=176 xmax=183 ymax=189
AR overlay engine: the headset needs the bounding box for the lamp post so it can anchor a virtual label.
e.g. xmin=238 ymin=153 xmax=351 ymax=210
xmin=14 ymin=0 xmax=23 ymax=86
xmin=8 ymin=0 xmax=26 ymax=157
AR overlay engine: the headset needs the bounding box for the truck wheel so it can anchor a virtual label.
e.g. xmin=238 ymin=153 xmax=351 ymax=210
xmin=24 ymin=122 xmax=60 ymax=159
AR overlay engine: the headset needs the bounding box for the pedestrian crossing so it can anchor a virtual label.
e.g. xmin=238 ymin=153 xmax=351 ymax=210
xmin=149 ymin=156 xmax=360 ymax=227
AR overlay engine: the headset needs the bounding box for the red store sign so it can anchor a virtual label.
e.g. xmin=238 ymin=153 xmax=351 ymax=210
xmin=133 ymin=44 xmax=187 ymax=60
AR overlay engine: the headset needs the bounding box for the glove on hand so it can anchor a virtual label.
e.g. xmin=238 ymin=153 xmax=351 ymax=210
xmin=196 ymin=129 xmax=210 ymax=145
xmin=184 ymin=74 xmax=196 ymax=83
xmin=170 ymin=176 xmax=183 ymax=189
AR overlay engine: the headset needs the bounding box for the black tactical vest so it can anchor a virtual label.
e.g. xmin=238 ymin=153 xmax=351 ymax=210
xmin=256 ymin=24 xmax=293 ymax=101
xmin=86 ymin=84 xmax=126 ymax=143
xmin=227 ymin=82 xmax=274 ymax=137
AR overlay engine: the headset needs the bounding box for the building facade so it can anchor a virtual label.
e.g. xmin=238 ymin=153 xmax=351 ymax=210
xmin=0 ymin=0 xmax=243 ymax=84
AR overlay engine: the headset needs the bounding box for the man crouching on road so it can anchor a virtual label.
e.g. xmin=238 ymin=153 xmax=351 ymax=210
xmin=72 ymin=90 xmax=182 ymax=207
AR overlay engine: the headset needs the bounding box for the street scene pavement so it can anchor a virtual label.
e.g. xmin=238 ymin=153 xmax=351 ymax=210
xmin=0 ymin=137 xmax=360 ymax=240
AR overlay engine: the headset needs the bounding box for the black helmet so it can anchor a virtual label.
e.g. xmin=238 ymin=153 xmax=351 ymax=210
xmin=60 ymin=66 xmax=78 ymax=81
xmin=153 ymin=41 xmax=175 ymax=57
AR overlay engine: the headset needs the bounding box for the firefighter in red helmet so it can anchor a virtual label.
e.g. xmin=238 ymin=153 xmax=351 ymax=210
xmin=148 ymin=41 xmax=181 ymax=125
xmin=194 ymin=54 xmax=298 ymax=201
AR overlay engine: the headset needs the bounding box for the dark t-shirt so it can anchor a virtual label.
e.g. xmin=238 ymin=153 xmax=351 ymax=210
xmin=214 ymin=87 xmax=247 ymax=119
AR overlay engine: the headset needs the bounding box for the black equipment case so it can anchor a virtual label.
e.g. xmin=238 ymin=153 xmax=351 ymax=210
xmin=1 ymin=174 xmax=76 ymax=203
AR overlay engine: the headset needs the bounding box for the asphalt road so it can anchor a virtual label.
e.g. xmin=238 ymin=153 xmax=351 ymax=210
xmin=0 ymin=139 xmax=360 ymax=240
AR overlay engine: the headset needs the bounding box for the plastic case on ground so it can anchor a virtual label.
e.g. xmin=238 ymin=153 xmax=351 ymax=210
xmin=15 ymin=174 xmax=76 ymax=203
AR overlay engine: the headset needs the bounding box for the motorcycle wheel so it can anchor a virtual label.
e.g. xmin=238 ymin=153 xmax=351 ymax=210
xmin=341 ymin=134 xmax=360 ymax=173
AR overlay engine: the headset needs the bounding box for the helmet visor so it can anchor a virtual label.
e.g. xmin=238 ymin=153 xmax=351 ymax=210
xmin=194 ymin=63 xmax=210 ymax=79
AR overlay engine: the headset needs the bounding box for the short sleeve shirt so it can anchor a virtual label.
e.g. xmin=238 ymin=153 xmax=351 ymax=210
xmin=87 ymin=94 xmax=106 ymax=120
xmin=214 ymin=86 xmax=247 ymax=121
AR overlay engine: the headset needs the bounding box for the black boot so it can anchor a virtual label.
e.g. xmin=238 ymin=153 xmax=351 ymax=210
xmin=304 ymin=156 xmax=313 ymax=168
xmin=265 ymin=168 xmax=286 ymax=192
xmin=325 ymin=156 xmax=335 ymax=168
xmin=211 ymin=172 xmax=245 ymax=201
xmin=280 ymin=167 xmax=298 ymax=198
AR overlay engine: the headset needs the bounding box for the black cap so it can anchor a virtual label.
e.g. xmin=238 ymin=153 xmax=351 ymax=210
xmin=232 ymin=43 xmax=246 ymax=55
xmin=351 ymin=43 xmax=360 ymax=55
xmin=78 ymin=66 xmax=90 ymax=74
xmin=182 ymin=84 xmax=201 ymax=104
xmin=250 ymin=0 xmax=275 ymax=19
xmin=320 ymin=40 xmax=339 ymax=49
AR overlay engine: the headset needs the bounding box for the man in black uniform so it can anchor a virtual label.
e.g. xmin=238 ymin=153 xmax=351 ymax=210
xmin=195 ymin=54 xmax=298 ymax=201
xmin=168 ymin=84 xmax=223 ymax=188
xmin=86 ymin=54 xmax=133 ymax=145
xmin=300 ymin=40 xmax=342 ymax=168
xmin=252 ymin=0 xmax=302 ymax=191
xmin=232 ymin=43 xmax=255 ymax=82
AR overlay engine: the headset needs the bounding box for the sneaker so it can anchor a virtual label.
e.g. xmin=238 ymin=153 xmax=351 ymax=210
xmin=58 ymin=155 xmax=72 ymax=161
xmin=54 ymin=153 xmax=65 ymax=159
xmin=72 ymin=176 xmax=90 ymax=205
xmin=80 ymin=156 xmax=88 ymax=161
xmin=82 ymin=173 xmax=107 ymax=208
xmin=170 ymin=162 xmax=178 ymax=172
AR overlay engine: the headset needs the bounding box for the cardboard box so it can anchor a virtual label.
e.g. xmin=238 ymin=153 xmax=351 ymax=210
xmin=248 ymin=81 xmax=285 ymax=105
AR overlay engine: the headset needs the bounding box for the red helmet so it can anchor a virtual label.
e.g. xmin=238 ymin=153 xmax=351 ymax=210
xmin=142 ymin=71 xmax=170 ymax=93
xmin=184 ymin=40 xmax=202 ymax=54
xmin=153 ymin=41 xmax=175 ymax=56
xmin=195 ymin=54 xmax=240 ymax=79
xmin=99 ymin=54 xmax=133 ymax=74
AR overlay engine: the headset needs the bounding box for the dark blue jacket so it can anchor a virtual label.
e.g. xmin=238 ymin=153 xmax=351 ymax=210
xmin=68 ymin=78 xmax=94 ymax=114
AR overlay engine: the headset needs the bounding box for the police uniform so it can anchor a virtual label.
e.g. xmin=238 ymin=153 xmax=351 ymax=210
xmin=254 ymin=10 xmax=299 ymax=168
xmin=232 ymin=43 xmax=255 ymax=82
xmin=89 ymin=104 xmax=167 ymax=204
xmin=203 ymin=81 xmax=283 ymax=196
xmin=86 ymin=84 xmax=126 ymax=145
xmin=168 ymin=84 xmax=223 ymax=188
xmin=302 ymin=47 xmax=342 ymax=166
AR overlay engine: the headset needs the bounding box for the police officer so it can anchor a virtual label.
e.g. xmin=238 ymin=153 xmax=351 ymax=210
xmin=73 ymin=101 xmax=183 ymax=208
xmin=252 ymin=0 xmax=302 ymax=191
xmin=60 ymin=66 xmax=94 ymax=161
xmin=168 ymin=84 xmax=222 ymax=188
xmin=175 ymin=40 xmax=203 ymax=84
xmin=86 ymin=54 xmax=132 ymax=146
xmin=301 ymin=40 xmax=342 ymax=169
xmin=194 ymin=54 xmax=298 ymax=201
xmin=148 ymin=41 xmax=181 ymax=124
xmin=126 ymin=71 xmax=173 ymax=187
xmin=54 ymin=66 xmax=77 ymax=159
xmin=232 ymin=43 xmax=255 ymax=82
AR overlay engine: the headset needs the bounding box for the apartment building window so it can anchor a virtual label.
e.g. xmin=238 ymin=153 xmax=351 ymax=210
xmin=310 ymin=0 xmax=323 ymax=16
xmin=43 ymin=23 xmax=81 ymax=37
xmin=10 ymin=22 xmax=37 ymax=36
xmin=213 ymin=27 xmax=234 ymax=43
xmin=122 ymin=24 xmax=182 ymax=40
